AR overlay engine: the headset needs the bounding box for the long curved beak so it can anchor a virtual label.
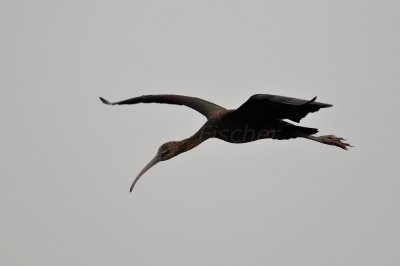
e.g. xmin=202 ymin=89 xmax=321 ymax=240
xmin=130 ymin=154 xmax=161 ymax=192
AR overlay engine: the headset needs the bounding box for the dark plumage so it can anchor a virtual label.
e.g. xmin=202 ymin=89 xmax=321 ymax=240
xmin=100 ymin=94 xmax=351 ymax=192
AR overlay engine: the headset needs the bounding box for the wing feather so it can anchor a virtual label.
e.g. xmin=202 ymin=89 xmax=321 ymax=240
xmin=235 ymin=94 xmax=332 ymax=122
xmin=100 ymin=94 xmax=225 ymax=119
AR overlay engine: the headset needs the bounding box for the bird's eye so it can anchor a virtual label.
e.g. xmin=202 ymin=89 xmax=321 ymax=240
xmin=160 ymin=150 xmax=169 ymax=155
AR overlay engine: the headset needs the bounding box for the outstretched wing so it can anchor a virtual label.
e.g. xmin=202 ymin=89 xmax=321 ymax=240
xmin=100 ymin=94 xmax=225 ymax=119
xmin=234 ymin=94 xmax=332 ymax=123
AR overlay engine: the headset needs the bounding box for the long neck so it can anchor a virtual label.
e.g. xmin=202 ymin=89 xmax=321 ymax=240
xmin=176 ymin=127 xmax=209 ymax=154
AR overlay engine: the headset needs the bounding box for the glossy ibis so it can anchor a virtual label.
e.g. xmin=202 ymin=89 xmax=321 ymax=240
xmin=100 ymin=94 xmax=351 ymax=192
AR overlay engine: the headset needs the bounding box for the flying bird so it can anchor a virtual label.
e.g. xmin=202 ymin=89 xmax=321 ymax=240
xmin=100 ymin=94 xmax=351 ymax=192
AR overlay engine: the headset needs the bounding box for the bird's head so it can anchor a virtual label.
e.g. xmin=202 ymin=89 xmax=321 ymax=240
xmin=157 ymin=141 xmax=181 ymax=161
xmin=129 ymin=141 xmax=182 ymax=192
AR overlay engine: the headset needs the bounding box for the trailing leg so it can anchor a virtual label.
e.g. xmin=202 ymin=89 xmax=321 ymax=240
xmin=303 ymin=134 xmax=352 ymax=150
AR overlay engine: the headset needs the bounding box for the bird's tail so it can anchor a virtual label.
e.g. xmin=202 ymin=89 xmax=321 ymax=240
xmin=304 ymin=134 xmax=352 ymax=150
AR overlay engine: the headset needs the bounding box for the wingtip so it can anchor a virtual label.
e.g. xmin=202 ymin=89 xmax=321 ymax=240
xmin=307 ymin=96 xmax=333 ymax=108
xmin=302 ymin=96 xmax=317 ymax=105
xmin=321 ymin=102 xmax=333 ymax=108
xmin=99 ymin=97 xmax=112 ymax=105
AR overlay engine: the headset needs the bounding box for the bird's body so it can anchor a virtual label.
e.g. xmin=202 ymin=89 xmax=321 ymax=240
xmin=203 ymin=110 xmax=316 ymax=143
xmin=100 ymin=94 xmax=351 ymax=192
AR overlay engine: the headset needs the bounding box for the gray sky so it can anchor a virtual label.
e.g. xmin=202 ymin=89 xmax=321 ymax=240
xmin=1 ymin=0 xmax=399 ymax=265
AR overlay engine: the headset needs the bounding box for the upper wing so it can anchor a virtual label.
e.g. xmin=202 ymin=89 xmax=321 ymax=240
xmin=99 ymin=94 xmax=225 ymax=119
xmin=234 ymin=94 xmax=332 ymax=123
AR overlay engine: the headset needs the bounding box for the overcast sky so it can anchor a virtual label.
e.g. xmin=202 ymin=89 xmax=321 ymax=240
xmin=1 ymin=0 xmax=399 ymax=265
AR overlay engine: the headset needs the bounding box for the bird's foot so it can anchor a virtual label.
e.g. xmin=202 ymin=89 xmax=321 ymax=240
xmin=318 ymin=135 xmax=352 ymax=150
